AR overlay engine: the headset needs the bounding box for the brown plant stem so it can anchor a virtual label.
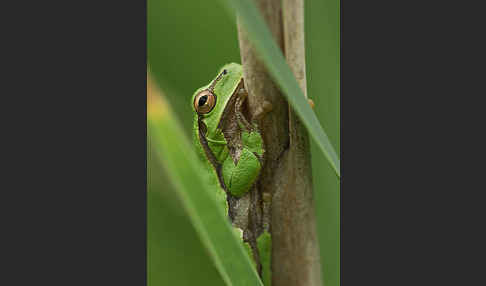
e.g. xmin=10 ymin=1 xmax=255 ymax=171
xmin=237 ymin=0 xmax=323 ymax=285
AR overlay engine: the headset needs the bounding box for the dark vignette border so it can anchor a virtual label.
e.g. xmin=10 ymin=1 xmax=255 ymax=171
xmin=341 ymin=0 xmax=481 ymax=285
xmin=1 ymin=1 xmax=147 ymax=284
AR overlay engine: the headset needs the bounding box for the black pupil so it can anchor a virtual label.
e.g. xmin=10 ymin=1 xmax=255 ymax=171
xmin=198 ymin=95 xmax=208 ymax=107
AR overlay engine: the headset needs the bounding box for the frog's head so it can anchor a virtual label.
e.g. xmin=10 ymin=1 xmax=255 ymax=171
xmin=192 ymin=63 xmax=243 ymax=136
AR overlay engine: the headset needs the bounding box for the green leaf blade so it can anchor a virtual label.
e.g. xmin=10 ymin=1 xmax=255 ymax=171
xmin=221 ymin=0 xmax=340 ymax=177
xmin=148 ymin=93 xmax=264 ymax=286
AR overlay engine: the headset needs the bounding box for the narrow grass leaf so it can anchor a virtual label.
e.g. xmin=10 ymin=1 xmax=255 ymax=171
xmin=147 ymin=78 xmax=264 ymax=286
xmin=221 ymin=0 xmax=340 ymax=177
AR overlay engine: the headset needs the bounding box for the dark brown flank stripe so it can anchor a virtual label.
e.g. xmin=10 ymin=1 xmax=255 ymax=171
xmin=197 ymin=114 xmax=227 ymax=191
xmin=197 ymin=114 xmax=238 ymax=221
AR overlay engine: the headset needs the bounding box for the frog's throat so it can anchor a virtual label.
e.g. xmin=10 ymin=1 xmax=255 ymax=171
xmin=204 ymin=80 xmax=242 ymax=146
xmin=217 ymin=79 xmax=244 ymax=131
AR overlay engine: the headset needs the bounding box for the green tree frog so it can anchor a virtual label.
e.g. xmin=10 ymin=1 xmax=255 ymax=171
xmin=192 ymin=63 xmax=272 ymax=286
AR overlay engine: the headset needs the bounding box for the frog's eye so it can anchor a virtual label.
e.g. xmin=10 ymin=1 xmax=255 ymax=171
xmin=194 ymin=89 xmax=216 ymax=114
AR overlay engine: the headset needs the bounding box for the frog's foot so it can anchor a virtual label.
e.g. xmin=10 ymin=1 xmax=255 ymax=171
xmin=241 ymin=130 xmax=264 ymax=164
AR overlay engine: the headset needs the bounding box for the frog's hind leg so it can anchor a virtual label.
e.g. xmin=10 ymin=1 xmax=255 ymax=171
xmin=222 ymin=148 xmax=262 ymax=198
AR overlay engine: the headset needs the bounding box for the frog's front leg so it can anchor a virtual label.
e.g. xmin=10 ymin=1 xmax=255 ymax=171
xmin=236 ymin=87 xmax=273 ymax=129
xmin=222 ymin=147 xmax=262 ymax=197
xmin=235 ymin=87 xmax=254 ymax=131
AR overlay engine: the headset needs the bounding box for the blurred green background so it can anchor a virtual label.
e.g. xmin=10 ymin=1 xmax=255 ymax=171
xmin=147 ymin=0 xmax=339 ymax=285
